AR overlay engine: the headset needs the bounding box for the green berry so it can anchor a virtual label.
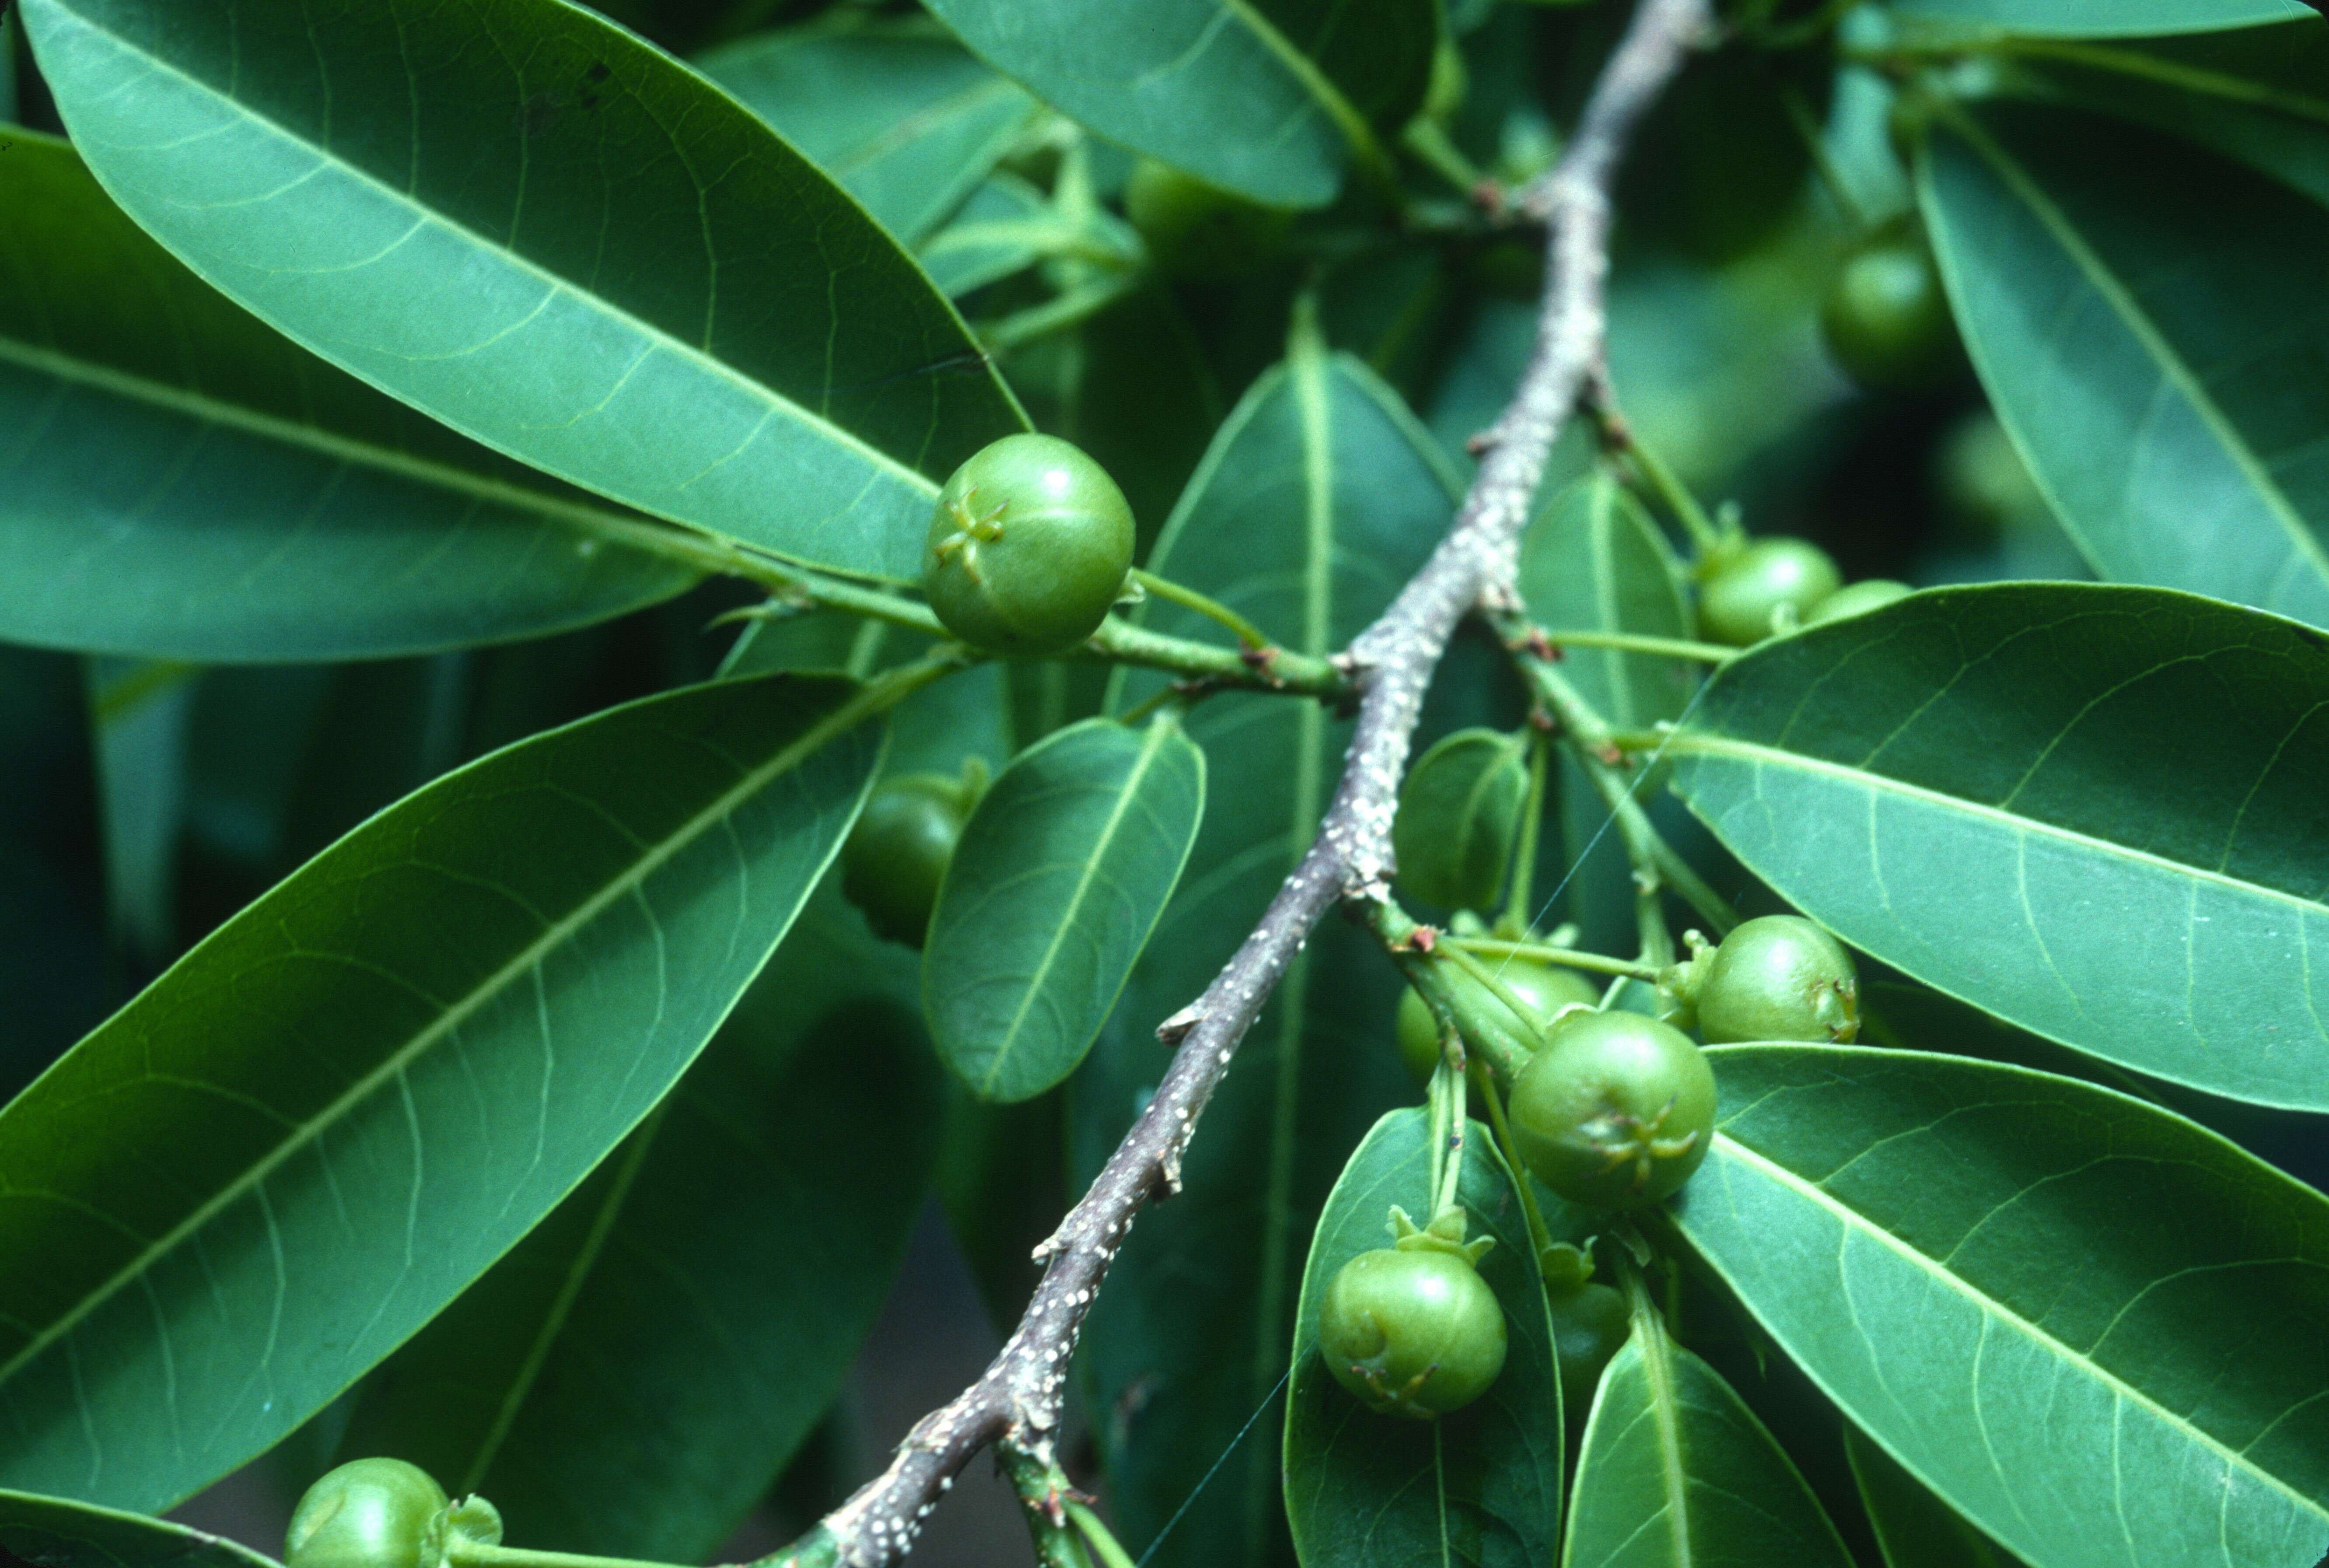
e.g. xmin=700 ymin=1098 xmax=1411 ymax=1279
xmin=1507 ymin=1010 xmax=1717 ymax=1210
xmin=1805 ymin=578 xmax=1912 ymax=626
xmin=1124 ymin=159 xmax=1291 ymax=281
xmin=1319 ymin=1210 xmax=1507 ymax=1419
xmin=1551 ymin=1281 xmax=1631 ymax=1418
xmin=924 ymin=434 xmax=1135 ymax=655
xmin=842 ymin=773 xmax=976 ymax=947
xmin=1822 ymin=223 xmax=1955 ymax=392
xmin=1695 ymin=914 xmax=1860 ymax=1044
xmin=1395 ymin=958 xmax=1602 ymax=1084
xmin=1696 ymin=538 xmax=1843 ymax=646
xmin=285 ymin=1459 xmax=447 ymax=1568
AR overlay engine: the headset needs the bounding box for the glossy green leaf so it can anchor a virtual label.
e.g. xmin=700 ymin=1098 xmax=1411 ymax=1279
xmin=0 ymin=673 xmax=883 ymax=1511
xmin=919 ymin=0 xmax=1434 ymax=208
xmin=1664 ymin=583 xmax=2329 ymax=1111
xmin=697 ymin=19 xmax=1040 ymax=246
xmin=1670 ymin=1045 xmax=2329 ymax=1568
xmin=918 ymin=174 xmax=1055 ymax=297
xmin=1077 ymin=339 xmax=1461 ymax=1567
xmin=1392 ymin=727 xmax=1528 ymax=912
xmin=20 ymin=0 xmax=1024 ymax=584
xmin=1283 ymin=1110 xmax=1562 ymax=1568
xmin=925 ymin=712 xmax=1205 ymax=1104
xmin=1921 ymin=102 xmax=2329 ymax=627
xmin=1563 ymin=1305 xmax=1853 ymax=1568
xmin=0 ymin=1488 xmax=280 ymax=1568
xmin=338 ymin=994 xmax=940 ymax=1561
xmin=1975 ymin=25 xmax=2329 ymax=209
xmin=0 ymin=131 xmax=697 ymax=662
xmin=1521 ymin=475 xmax=1695 ymax=728
xmin=1886 ymin=0 xmax=2313 ymax=36
xmin=1845 ymin=1425 xmax=2027 ymax=1568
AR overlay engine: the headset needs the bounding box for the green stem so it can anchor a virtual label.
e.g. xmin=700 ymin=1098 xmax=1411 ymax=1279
xmin=1064 ymin=1503 xmax=1137 ymax=1568
xmin=1474 ymin=1070 xmax=1557 ymax=1263
xmin=1401 ymin=118 xmax=1485 ymax=196
xmin=1130 ymin=566 xmax=1273 ymax=649
xmin=1443 ymin=937 xmax=1661 ymax=982
xmin=1437 ymin=942 xmax=1555 ymax=1051
xmin=979 ymin=270 xmax=1145 ymax=353
xmin=1591 ymin=404 xmax=1724 ymax=557
xmin=1371 ymin=902 xmax=1532 ymax=1081
xmin=1539 ymin=629 xmax=1734 ymax=664
xmin=1436 ymin=1059 xmax=1469 ymax=1218
xmin=1086 ymin=615 xmax=1349 ymax=700
xmin=1775 ymin=82 xmax=1869 ymax=229
xmin=1502 ymin=728 xmax=1552 ymax=932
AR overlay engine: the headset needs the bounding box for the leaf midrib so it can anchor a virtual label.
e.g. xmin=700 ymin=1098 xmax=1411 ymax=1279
xmin=37 ymin=0 xmax=943 ymax=505
xmin=976 ymin=719 xmax=1177 ymax=1097
xmin=1706 ymin=1133 xmax=2329 ymax=1524
xmin=0 ymin=681 xmax=868 ymax=1394
xmin=1934 ymin=109 xmax=2329 ymax=595
xmin=1211 ymin=0 xmax=1379 ymax=171
xmin=0 ymin=336 xmax=696 ymax=567
xmin=1635 ymin=1326 xmax=1698 ymax=1567
xmin=1666 ymin=730 xmax=2328 ymax=921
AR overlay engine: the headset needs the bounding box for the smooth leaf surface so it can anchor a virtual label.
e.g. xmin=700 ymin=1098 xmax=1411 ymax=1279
xmin=1392 ymin=727 xmax=1527 ymax=912
xmin=0 ymin=674 xmax=882 ymax=1511
xmin=21 ymin=0 xmax=1023 ymax=583
xmin=1887 ymin=0 xmax=2313 ymax=36
xmin=84 ymin=660 xmax=195 ymax=966
xmin=339 ymin=995 xmax=939 ymax=1561
xmin=0 ymin=131 xmax=696 ymax=661
xmin=1665 ymin=583 xmax=2329 ymax=1110
xmin=920 ymin=0 xmax=1433 ymax=207
xmin=1077 ymin=340 xmax=1460 ymax=1567
xmin=1845 ymin=1426 xmax=2026 ymax=1568
xmin=1563 ymin=1307 xmax=1853 ymax=1568
xmin=916 ymin=174 xmax=1057 ymax=298
xmin=0 ymin=1489 xmax=280 ymax=1568
xmin=1977 ymin=25 xmax=2329 ymax=208
xmin=1671 ymin=1045 xmax=2329 ymax=1568
xmin=1283 ymin=1110 xmax=1562 ymax=1568
xmin=1921 ymin=102 xmax=2329 ymax=627
xmin=925 ymin=713 xmax=1204 ymax=1103
xmin=697 ymin=20 xmax=1040 ymax=246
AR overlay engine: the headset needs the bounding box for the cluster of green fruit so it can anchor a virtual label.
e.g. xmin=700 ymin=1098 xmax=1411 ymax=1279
xmin=1693 ymin=535 xmax=1909 ymax=646
xmin=1331 ymin=916 xmax=1857 ymax=1423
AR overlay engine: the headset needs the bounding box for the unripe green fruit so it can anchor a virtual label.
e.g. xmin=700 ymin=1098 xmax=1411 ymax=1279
xmin=1696 ymin=537 xmax=1843 ymax=646
xmin=1320 ymin=1236 xmax=1507 ymax=1419
xmin=1936 ymin=411 xmax=2045 ymax=538
xmin=1696 ymin=914 xmax=1860 ymax=1044
xmin=1805 ymin=578 xmax=1912 ymax=626
xmin=285 ymin=1459 xmax=446 ymax=1568
xmin=842 ymin=773 xmax=975 ymax=947
xmin=1395 ymin=959 xmax=1601 ymax=1083
xmin=1822 ymin=224 xmax=1955 ymax=392
xmin=1551 ymin=1281 xmax=1631 ymax=1418
xmin=1124 ymin=160 xmax=1291 ymax=281
xmin=1507 ymin=1011 xmax=1717 ymax=1210
xmin=923 ymin=434 xmax=1134 ymax=655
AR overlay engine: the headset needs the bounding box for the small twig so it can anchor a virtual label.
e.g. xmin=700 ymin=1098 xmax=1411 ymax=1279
xmin=769 ymin=4 xmax=1713 ymax=1561
xmin=1442 ymin=936 xmax=1662 ymax=982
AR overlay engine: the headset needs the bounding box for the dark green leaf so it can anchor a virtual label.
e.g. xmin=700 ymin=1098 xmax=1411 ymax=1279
xmin=1665 ymin=583 xmax=2329 ymax=1111
xmin=84 ymin=660 xmax=195 ymax=966
xmin=0 ymin=1489 xmax=279 ymax=1568
xmin=1670 ymin=1045 xmax=2329 ymax=1568
xmin=1976 ymin=24 xmax=2329 ymax=208
xmin=338 ymin=996 xmax=941 ymax=1561
xmin=1845 ymin=1425 xmax=2027 ymax=1568
xmin=1886 ymin=0 xmax=2313 ymax=36
xmin=919 ymin=0 xmax=1433 ymax=207
xmin=0 ymin=674 xmax=882 ymax=1511
xmin=0 ymin=131 xmax=697 ymax=661
xmin=20 ymin=0 xmax=1023 ymax=582
xmin=1392 ymin=727 xmax=1528 ymax=912
xmin=696 ymin=19 xmax=1040 ymax=246
xmin=1922 ymin=103 xmax=2329 ymax=626
xmin=1563 ymin=1303 xmax=1853 ymax=1568
xmin=917 ymin=175 xmax=1057 ymax=298
xmin=1077 ymin=338 xmax=1460 ymax=1566
xmin=1283 ymin=1110 xmax=1562 ymax=1568
xmin=926 ymin=712 xmax=1205 ymax=1103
